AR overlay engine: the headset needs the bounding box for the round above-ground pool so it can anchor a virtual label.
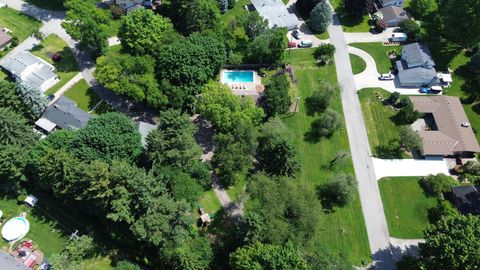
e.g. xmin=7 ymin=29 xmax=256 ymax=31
xmin=1 ymin=217 xmax=30 ymax=242
xmin=222 ymin=71 xmax=255 ymax=83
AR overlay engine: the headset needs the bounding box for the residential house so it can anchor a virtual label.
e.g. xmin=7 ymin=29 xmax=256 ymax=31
xmin=0 ymin=51 xmax=59 ymax=92
xmin=0 ymin=28 xmax=12 ymax=50
xmin=395 ymin=43 xmax=438 ymax=87
xmin=410 ymin=95 xmax=480 ymax=157
xmin=379 ymin=0 xmax=404 ymax=7
xmin=250 ymin=0 xmax=299 ymax=30
xmin=113 ymin=0 xmax=151 ymax=14
xmin=35 ymin=96 xmax=91 ymax=133
xmin=451 ymin=185 xmax=480 ymax=215
xmin=379 ymin=5 xmax=410 ymax=27
xmin=136 ymin=121 xmax=157 ymax=147
xmin=0 ymin=250 xmax=30 ymax=270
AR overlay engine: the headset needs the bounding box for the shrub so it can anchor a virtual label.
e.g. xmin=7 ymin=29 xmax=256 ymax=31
xmin=313 ymin=44 xmax=335 ymax=64
xmin=307 ymin=108 xmax=341 ymax=139
xmin=308 ymin=0 xmax=332 ymax=33
xmin=305 ymin=83 xmax=335 ymax=114
xmin=317 ymin=173 xmax=357 ymax=208
xmin=421 ymin=173 xmax=457 ymax=197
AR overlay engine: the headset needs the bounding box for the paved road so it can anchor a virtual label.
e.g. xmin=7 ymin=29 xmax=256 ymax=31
xmin=327 ymin=9 xmax=396 ymax=270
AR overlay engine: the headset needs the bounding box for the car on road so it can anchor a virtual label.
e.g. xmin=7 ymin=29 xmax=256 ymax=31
xmin=291 ymin=30 xmax=301 ymax=39
xmin=378 ymin=73 xmax=395 ymax=80
xmin=288 ymin=41 xmax=297 ymax=48
xmin=297 ymin=40 xmax=313 ymax=48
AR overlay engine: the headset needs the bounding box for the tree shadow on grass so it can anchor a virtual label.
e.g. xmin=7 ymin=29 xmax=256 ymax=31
xmin=85 ymin=87 xmax=101 ymax=110
xmin=374 ymin=140 xmax=403 ymax=159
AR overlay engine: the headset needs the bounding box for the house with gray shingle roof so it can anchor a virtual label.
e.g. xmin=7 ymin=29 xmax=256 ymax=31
xmin=379 ymin=5 xmax=410 ymax=27
xmin=379 ymin=0 xmax=404 ymax=7
xmin=0 ymin=51 xmax=59 ymax=92
xmin=395 ymin=43 xmax=438 ymax=87
xmin=35 ymin=96 xmax=91 ymax=133
xmin=250 ymin=0 xmax=299 ymax=30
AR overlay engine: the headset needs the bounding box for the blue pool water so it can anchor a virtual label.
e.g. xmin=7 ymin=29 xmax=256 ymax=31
xmin=222 ymin=71 xmax=254 ymax=83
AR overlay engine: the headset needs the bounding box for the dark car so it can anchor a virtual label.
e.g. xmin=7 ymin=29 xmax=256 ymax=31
xmin=292 ymin=30 xmax=301 ymax=39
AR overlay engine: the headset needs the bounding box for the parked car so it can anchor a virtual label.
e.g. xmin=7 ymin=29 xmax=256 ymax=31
xmin=378 ymin=73 xmax=395 ymax=80
xmin=292 ymin=30 xmax=301 ymax=39
xmin=298 ymin=40 xmax=313 ymax=48
xmin=288 ymin=41 xmax=297 ymax=48
xmin=47 ymin=94 xmax=55 ymax=101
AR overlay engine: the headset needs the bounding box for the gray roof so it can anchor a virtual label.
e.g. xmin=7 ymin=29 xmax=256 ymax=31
xmin=0 ymin=29 xmax=12 ymax=47
xmin=43 ymin=96 xmax=91 ymax=130
xmin=379 ymin=6 xmax=409 ymax=23
xmin=251 ymin=0 xmax=300 ymax=30
xmin=0 ymin=250 xmax=30 ymax=270
xmin=402 ymin=43 xmax=435 ymax=68
xmin=396 ymin=60 xmax=437 ymax=86
xmin=452 ymin=185 xmax=480 ymax=215
xmin=0 ymin=52 xmax=57 ymax=91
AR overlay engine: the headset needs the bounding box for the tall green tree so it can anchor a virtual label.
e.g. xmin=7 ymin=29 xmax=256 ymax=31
xmin=256 ymin=119 xmax=300 ymax=177
xmin=317 ymin=173 xmax=357 ymax=208
xmin=343 ymin=0 xmax=368 ymax=19
xmin=409 ymin=0 xmax=437 ymax=18
xmin=95 ymin=53 xmax=167 ymax=108
xmin=420 ymin=173 xmax=457 ymax=197
xmin=230 ymin=242 xmax=308 ymax=270
xmin=305 ymin=83 xmax=336 ymax=114
xmin=307 ymin=108 xmax=341 ymax=139
xmin=0 ymin=144 xmax=29 ymax=195
xmin=248 ymin=28 xmax=288 ymax=64
xmin=240 ymin=11 xmax=269 ymax=39
xmin=420 ymin=215 xmax=480 ymax=270
xmin=0 ymin=108 xmax=37 ymax=146
xmin=63 ymin=0 xmax=109 ymax=55
xmin=398 ymin=125 xmax=422 ymax=151
xmin=264 ymin=74 xmax=291 ymax=117
xmin=439 ymin=0 xmax=480 ymax=48
xmin=169 ymin=0 xmax=221 ymax=35
xmin=0 ymin=81 xmax=31 ymax=118
xmin=308 ymin=0 xmax=332 ymax=33
xmin=70 ymin=112 xmax=143 ymax=162
xmin=393 ymin=102 xmax=421 ymax=125
xmin=118 ymin=9 xmax=175 ymax=56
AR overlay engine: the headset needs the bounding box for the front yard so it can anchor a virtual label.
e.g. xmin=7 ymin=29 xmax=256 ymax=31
xmin=350 ymin=43 xmax=402 ymax=74
xmin=350 ymin=53 xmax=366 ymax=75
xmin=31 ymin=34 xmax=80 ymax=95
xmin=0 ymin=7 xmax=41 ymax=41
xmin=282 ymin=49 xmax=371 ymax=265
xmin=379 ymin=177 xmax=438 ymax=239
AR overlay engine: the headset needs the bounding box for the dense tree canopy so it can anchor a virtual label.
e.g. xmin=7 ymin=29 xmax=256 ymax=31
xmin=0 ymin=108 xmax=37 ymax=146
xmin=420 ymin=215 xmax=480 ymax=270
xmin=409 ymin=0 xmax=437 ymax=18
xmin=393 ymin=102 xmax=422 ymax=125
xmin=0 ymin=144 xmax=29 ymax=194
xmin=240 ymin=11 xmax=268 ymax=39
xmin=421 ymin=174 xmax=457 ymax=197
xmin=263 ymin=74 xmax=291 ymax=117
xmin=343 ymin=0 xmax=368 ymax=19
xmin=308 ymin=0 xmax=332 ymax=33
xmin=169 ymin=0 xmax=221 ymax=35
xmin=63 ymin=0 xmax=109 ymax=55
xmin=70 ymin=112 xmax=143 ymax=162
xmin=0 ymin=81 xmax=31 ymax=118
xmin=95 ymin=53 xmax=167 ymax=108
xmin=118 ymin=9 xmax=175 ymax=56
xmin=439 ymin=0 xmax=480 ymax=48
xmin=248 ymin=28 xmax=288 ymax=64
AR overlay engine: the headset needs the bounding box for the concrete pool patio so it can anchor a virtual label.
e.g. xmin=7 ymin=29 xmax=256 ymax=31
xmin=220 ymin=70 xmax=264 ymax=97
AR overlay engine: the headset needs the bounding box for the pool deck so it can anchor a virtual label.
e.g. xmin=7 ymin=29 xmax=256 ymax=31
xmin=220 ymin=70 xmax=264 ymax=97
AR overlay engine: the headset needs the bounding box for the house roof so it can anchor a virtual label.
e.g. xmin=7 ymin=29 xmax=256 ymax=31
xmin=136 ymin=121 xmax=157 ymax=146
xmin=410 ymin=96 xmax=480 ymax=155
xmin=250 ymin=0 xmax=300 ymax=30
xmin=395 ymin=60 xmax=437 ymax=85
xmin=402 ymin=43 xmax=435 ymax=68
xmin=0 ymin=52 xmax=57 ymax=91
xmin=42 ymin=96 xmax=91 ymax=130
xmin=0 ymin=28 xmax=12 ymax=47
xmin=452 ymin=185 xmax=480 ymax=215
xmin=0 ymin=250 xmax=30 ymax=270
xmin=379 ymin=6 xmax=409 ymax=22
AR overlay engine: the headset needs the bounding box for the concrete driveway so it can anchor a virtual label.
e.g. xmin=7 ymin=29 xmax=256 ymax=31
xmin=285 ymin=0 xmax=330 ymax=47
xmin=344 ymin=28 xmax=397 ymax=44
xmin=373 ymin=158 xmax=450 ymax=180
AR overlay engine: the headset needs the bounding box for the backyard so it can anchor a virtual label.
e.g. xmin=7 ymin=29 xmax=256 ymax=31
xmin=350 ymin=43 xmax=402 ymax=73
xmin=358 ymin=88 xmax=410 ymax=158
xmin=379 ymin=177 xmax=438 ymax=239
xmin=281 ymin=49 xmax=371 ymax=265
xmin=64 ymin=79 xmax=101 ymax=111
xmin=31 ymin=34 xmax=80 ymax=95
xmin=0 ymin=7 xmax=41 ymax=41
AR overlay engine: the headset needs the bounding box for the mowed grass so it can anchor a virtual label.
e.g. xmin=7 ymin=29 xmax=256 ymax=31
xmin=379 ymin=177 xmax=438 ymax=239
xmin=0 ymin=197 xmax=65 ymax=257
xmin=350 ymin=43 xmax=402 ymax=73
xmin=198 ymin=190 xmax=222 ymax=214
xmin=350 ymin=53 xmax=366 ymax=75
xmin=358 ymin=88 xmax=404 ymax=158
xmin=64 ymin=79 xmax=101 ymax=111
xmin=0 ymin=7 xmax=41 ymax=41
xmin=282 ymin=49 xmax=371 ymax=265
xmin=31 ymin=34 xmax=80 ymax=95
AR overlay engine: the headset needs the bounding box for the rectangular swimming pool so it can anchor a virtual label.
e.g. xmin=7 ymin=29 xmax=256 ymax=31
xmin=222 ymin=71 xmax=255 ymax=83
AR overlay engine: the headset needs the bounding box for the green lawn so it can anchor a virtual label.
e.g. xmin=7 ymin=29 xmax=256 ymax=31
xmin=358 ymin=88 xmax=410 ymax=158
xmin=64 ymin=79 xmax=101 ymax=111
xmin=315 ymin=31 xmax=330 ymax=40
xmin=330 ymin=0 xmax=371 ymax=32
xmin=0 ymin=197 xmax=65 ymax=257
xmin=31 ymin=34 xmax=80 ymax=96
xmin=24 ymin=0 xmax=64 ymax=10
xmin=199 ymin=190 xmax=222 ymax=214
xmin=0 ymin=7 xmax=41 ymax=41
xmin=350 ymin=43 xmax=402 ymax=73
xmin=350 ymin=53 xmax=366 ymax=75
xmin=379 ymin=177 xmax=438 ymax=239
xmin=281 ymin=49 xmax=371 ymax=265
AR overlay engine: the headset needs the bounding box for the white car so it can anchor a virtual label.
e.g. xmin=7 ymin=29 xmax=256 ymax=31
xmin=378 ymin=73 xmax=395 ymax=80
xmin=298 ymin=40 xmax=313 ymax=48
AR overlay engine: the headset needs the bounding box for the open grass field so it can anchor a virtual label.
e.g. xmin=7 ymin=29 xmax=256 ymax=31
xmin=379 ymin=177 xmax=438 ymax=239
xmin=350 ymin=43 xmax=402 ymax=74
xmin=0 ymin=7 xmax=41 ymax=41
xmin=0 ymin=197 xmax=65 ymax=257
xmin=64 ymin=79 xmax=101 ymax=111
xmin=25 ymin=0 xmax=64 ymax=10
xmin=31 ymin=34 xmax=80 ymax=96
xmin=358 ymin=88 xmax=410 ymax=158
xmin=350 ymin=53 xmax=366 ymax=75
xmin=281 ymin=49 xmax=371 ymax=265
